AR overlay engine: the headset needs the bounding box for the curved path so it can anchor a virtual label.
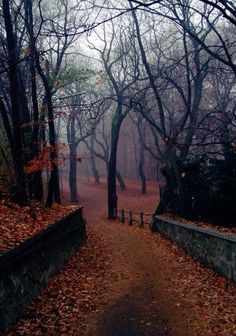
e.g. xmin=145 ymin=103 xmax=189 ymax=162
xmin=78 ymin=182 xmax=190 ymax=336
xmin=6 ymin=181 xmax=235 ymax=336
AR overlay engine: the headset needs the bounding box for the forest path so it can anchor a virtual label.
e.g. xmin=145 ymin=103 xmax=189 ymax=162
xmin=77 ymin=181 xmax=190 ymax=336
xmin=6 ymin=181 xmax=235 ymax=336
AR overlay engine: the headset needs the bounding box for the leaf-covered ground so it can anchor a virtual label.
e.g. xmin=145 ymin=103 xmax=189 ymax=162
xmin=161 ymin=213 xmax=236 ymax=236
xmin=3 ymin=180 xmax=236 ymax=335
xmin=6 ymin=232 xmax=113 ymax=336
xmin=0 ymin=201 xmax=79 ymax=254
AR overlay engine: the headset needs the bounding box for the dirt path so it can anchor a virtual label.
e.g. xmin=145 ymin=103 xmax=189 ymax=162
xmin=6 ymin=181 xmax=236 ymax=336
xmin=78 ymin=182 xmax=191 ymax=336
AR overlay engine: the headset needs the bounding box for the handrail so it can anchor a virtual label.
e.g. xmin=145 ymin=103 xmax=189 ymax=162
xmin=116 ymin=208 xmax=152 ymax=227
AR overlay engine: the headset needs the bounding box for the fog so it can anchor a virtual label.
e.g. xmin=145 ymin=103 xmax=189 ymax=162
xmin=0 ymin=0 xmax=235 ymax=220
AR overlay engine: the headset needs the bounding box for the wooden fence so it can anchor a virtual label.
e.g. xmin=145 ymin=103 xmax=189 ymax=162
xmin=116 ymin=209 xmax=153 ymax=228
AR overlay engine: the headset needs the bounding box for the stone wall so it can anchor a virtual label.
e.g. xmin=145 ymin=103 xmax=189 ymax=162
xmin=0 ymin=207 xmax=86 ymax=334
xmin=153 ymin=216 xmax=236 ymax=283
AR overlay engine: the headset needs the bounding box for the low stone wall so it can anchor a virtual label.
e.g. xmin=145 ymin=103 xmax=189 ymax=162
xmin=0 ymin=207 xmax=86 ymax=334
xmin=153 ymin=216 xmax=236 ymax=283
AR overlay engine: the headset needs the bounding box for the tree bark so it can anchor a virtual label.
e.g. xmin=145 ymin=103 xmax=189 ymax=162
xmin=116 ymin=171 xmax=126 ymax=191
xmin=89 ymin=136 xmax=100 ymax=184
xmin=35 ymin=59 xmax=60 ymax=207
xmin=67 ymin=108 xmax=79 ymax=202
xmin=2 ymin=0 xmax=27 ymax=204
xmin=69 ymin=147 xmax=78 ymax=202
xmin=24 ymin=0 xmax=60 ymax=206
xmin=24 ymin=0 xmax=43 ymax=200
xmin=139 ymin=142 xmax=147 ymax=194
xmin=91 ymin=153 xmax=100 ymax=184
xmin=108 ymin=112 xmax=123 ymax=219
xmin=137 ymin=118 xmax=147 ymax=194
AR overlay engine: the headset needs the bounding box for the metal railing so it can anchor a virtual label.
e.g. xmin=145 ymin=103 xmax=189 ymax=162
xmin=116 ymin=209 xmax=153 ymax=228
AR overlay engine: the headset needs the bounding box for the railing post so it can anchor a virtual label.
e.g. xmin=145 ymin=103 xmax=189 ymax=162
xmin=129 ymin=210 xmax=133 ymax=225
xmin=139 ymin=211 xmax=144 ymax=228
xmin=150 ymin=213 xmax=156 ymax=232
xmin=114 ymin=207 xmax=117 ymax=220
xmin=121 ymin=209 xmax=125 ymax=223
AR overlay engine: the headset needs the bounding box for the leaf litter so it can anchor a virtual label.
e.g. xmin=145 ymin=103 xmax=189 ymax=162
xmin=2 ymin=181 xmax=236 ymax=335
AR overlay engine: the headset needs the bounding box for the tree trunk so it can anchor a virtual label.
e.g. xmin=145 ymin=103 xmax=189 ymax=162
xmin=170 ymin=153 xmax=185 ymax=212
xmin=116 ymin=171 xmax=126 ymax=191
xmin=46 ymin=166 xmax=60 ymax=207
xmin=132 ymin=128 xmax=139 ymax=179
xmin=67 ymin=110 xmax=79 ymax=202
xmin=30 ymin=171 xmax=43 ymax=200
xmin=108 ymin=112 xmax=123 ymax=219
xmin=139 ymin=143 xmax=147 ymax=194
xmin=91 ymin=153 xmax=100 ymax=184
xmin=156 ymin=164 xmax=176 ymax=215
xmin=3 ymin=0 xmax=27 ymax=204
xmin=24 ymin=0 xmax=43 ymax=200
xmin=157 ymin=150 xmax=185 ymax=215
xmin=35 ymin=58 xmax=60 ymax=207
xmin=69 ymin=148 xmax=78 ymax=202
xmin=136 ymin=117 xmax=147 ymax=194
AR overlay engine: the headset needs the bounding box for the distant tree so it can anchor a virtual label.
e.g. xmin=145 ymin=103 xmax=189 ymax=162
xmin=130 ymin=3 xmax=215 ymax=211
xmin=83 ymin=118 xmax=127 ymax=191
xmin=130 ymin=113 xmax=147 ymax=194
xmin=23 ymin=0 xmax=91 ymax=206
xmin=129 ymin=0 xmax=236 ymax=76
xmin=66 ymin=89 xmax=97 ymax=202
xmin=89 ymin=136 xmax=100 ymax=184
xmin=88 ymin=18 xmax=139 ymax=218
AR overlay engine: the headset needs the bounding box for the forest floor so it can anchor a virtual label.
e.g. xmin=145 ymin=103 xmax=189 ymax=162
xmin=6 ymin=180 xmax=236 ymax=336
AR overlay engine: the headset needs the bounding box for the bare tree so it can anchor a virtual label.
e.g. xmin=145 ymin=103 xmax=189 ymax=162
xmin=83 ymin=116 xmax=127 ymax=190
xmin=130 ymin=3 xmax=216 ymax=211
xmin=129 ymin=0 xmax=236 ymax=75
xmin=1 ymin=0 xmax=28 ymax=203
xmin=88 ymin=18 xmax=139 ymax=218
xmin=130 ymin=113 xmax=147 ymax=194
